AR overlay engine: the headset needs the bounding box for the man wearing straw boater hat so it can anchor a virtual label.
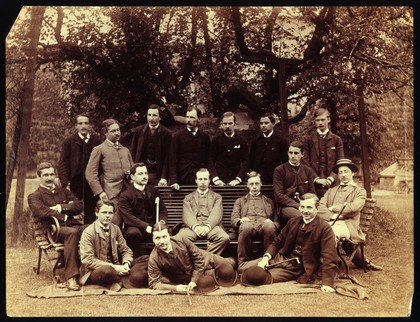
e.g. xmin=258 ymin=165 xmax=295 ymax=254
xmin=148 ymin=221 xmax=237 ymax=293
xmin=317 ymin=158 xmax=383 ymax=271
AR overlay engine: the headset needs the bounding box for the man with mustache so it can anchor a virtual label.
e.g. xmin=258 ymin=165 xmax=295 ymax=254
xmin=58 ymin=114 xmax=101 ymax=224
xmin=169 ymin=106 xmax=210 ymax=189
xmin=28 ymin=162 xmax=86 ymax=291
xmin=86 ymin=119 xmax=134 ymax=227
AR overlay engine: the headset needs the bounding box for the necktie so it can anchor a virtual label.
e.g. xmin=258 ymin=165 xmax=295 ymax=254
xmin=83 ymin=136 xmax=89 ymax=143
xmin=102 ymin=226 xmax=110 ymax=235
xmin=150 ymin=128 xmax=156 ymax=136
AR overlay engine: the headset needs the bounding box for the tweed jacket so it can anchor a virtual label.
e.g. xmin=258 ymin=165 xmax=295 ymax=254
xmin=129 ymin=124 xmax=172 ymax=181
xmin=249 ymin=131 xmax=289 ymax=184
xmin=302 ymin=131 xmax=344 ymax=181
xmin=273 ymin=162 xmax=316 ymax=209
xmin=169 ymin=128 xmax=211 ymax=185
xmin=148 ymin=237 xmax=214 ymax=289
xmin=317 ymin=184 xmax=367 ymax=242
xmin=208 ymin=132 xmax=249 ymax=183
xmin=79 ymin=221 xmax=133 ymax=285
xmin=266 ymin=216 xmax=338 ymax=287
xmin=27 ymin=186 xmax=83 ymax=225
xmin=85 ymin=140 xmax=134 ymax=199
xmin=118 ymin=183 xmax=168 ymax=230
xmin=58 ymin=133 xmax=101 ymax=189
xmin=182 ymin=189 xmax=223 ymax=229
xmin=231 ymin=193 xmax=279 ymax=229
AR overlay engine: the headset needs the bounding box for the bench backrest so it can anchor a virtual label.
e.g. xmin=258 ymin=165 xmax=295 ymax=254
xmin=157 ymin=185 xmax=275 ymax=230
xmin=359 ymin=198 xmax=376 ymax=236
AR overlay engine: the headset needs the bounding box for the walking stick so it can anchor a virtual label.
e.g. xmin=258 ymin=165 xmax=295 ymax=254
xmin=265 ymin=257 xmax=300 ymax=270
xmin=187 ymin=287 xmax=193 ymax=306
xmin=331 ymin=202 xmax=347 ymax=226
xmin=155 ymin=196 xmax=161 ymax=230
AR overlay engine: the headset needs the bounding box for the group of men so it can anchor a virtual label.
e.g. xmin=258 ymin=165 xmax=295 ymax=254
xmin=28 ymin=103 xmax=382 ymax=293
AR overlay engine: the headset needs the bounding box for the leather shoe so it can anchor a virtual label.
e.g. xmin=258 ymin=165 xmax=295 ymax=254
xmin=365 ymin=259 xmax=383 ymax=271
xmin=109 ymin=282 xmax=122 ymax=292
xmin=66 ymin=277 xmax=81 ymax=291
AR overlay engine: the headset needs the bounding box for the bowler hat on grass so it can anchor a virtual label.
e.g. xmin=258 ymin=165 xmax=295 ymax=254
xmin=214 ymin=262 xmax=237 ymax=287
xmin=332 ymin=159 xmax=359 ymax=173
xmin=194 ymin=275 xmax=218 ymax=294
xmin=240 ymin=266 xmax=273 ymax=286
xmin=122 ymin=269 xmax=148 ymax=289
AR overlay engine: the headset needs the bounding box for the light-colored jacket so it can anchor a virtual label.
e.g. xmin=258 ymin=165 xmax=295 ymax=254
xmin=85 ymin=140 xmax=134 ymax=199
xmin=79 ymin=221 xmax=133 ymax=285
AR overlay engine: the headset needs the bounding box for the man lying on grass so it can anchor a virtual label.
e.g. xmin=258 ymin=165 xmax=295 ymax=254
xmin=239 ymin=193 xmax=338 ymax=293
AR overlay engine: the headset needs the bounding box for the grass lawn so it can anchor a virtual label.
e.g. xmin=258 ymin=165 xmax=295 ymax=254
xmin=5 ymin=182 xmax=414 ymax=317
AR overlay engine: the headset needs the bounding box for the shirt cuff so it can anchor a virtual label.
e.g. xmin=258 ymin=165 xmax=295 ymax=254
xmin=263 ymin=253 xmax=272 ymax=260
xmin=235 ymin=177 xmax=242 ymax=183
xmin=212 ymin=177 xmax=221 ymax=183
xmin=327 ymin=177 xmax=334 ymax=183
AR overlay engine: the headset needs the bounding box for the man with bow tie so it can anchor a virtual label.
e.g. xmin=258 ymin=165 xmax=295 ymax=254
xmin=302 ymin=106 xmax=344 ymax=198
xmin=58 ymin=114 xmax=101 ymax=224
xmin=317 ymin=158 xmax=383 ymax=271
xmin=28 ymin=162 xmax=86 ymax=291
xmin=231 ymin=171 xmax=279 ymax=266
xmin=86 ymin=119 xmax=134 ymax=227
xmin=176 ymin=168 xmax=229 ymax=255
xmin=273 ymin=141 xmax=316 ymax=227
xmin=208 ymin=111 xmax=249 ymax=187
xmin=169 ymin=106 xmax=210 ymax=190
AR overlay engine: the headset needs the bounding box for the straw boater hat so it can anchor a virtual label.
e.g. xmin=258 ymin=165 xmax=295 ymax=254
xmin=240 ymin=266 xmax=273 ymax=286
xmin=214 ymin=262 xmax=237 ymax=287
xmin=332 ymin=158 xmax=359 ymax=174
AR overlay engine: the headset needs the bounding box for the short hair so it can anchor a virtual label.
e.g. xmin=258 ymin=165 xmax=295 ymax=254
xmin=101 ymin=119 xmax=120 ymax=135
xmin=130 ymin=162 xmax=147 ymax=175
xmin=300 ymin=193 xmax=319 ymax=208
xmin=246 ymin=170 xmax=261 ymax=183
xmin=36 ymin=162 xmax=55 ymax=176
xmin=148 ymin=104 xmax=161 ymax=116
xmin=152 ymin=220 xmax=170 ymax=233
xmin=222 ymin=111 xmax=236 ymax=122
xmin=260 ymin=112 xmax=276 ymax=125
xmin=75 ymin=114 xmax=90 ymax=124
xmin=95 ymin=199 xmax=116 ymax=213
xmin=289 ymin=140 xmax=304 ymax=153
xmin=196 ymin=168 xmax=210 ymax=178
xmin=187 ymin=106 xmax=202 ymax=118
xmin=314 ymin=107 xmax=330 ymax=118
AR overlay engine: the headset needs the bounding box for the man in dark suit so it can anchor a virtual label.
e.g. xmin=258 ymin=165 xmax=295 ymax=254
xmin=273 ymin=141 xmax=316 ymax=226
xmin=249 ymin=113 xmax=289 ymax=185
xmin=85 ymin=119 xmax=134 ymax=226
xmin=119 ymin=162 xmax=168 ymax=258
xmin=128 ymin=105 xmax=172 ymax=186
xmin=208 ymin=111 xmax=249 ymax=186
xmin=169 ymin=106 xmax=210 ymax=189
xmin=28 ymin=162 xmax=86 ymax=291
xmin=176 ymin=168 xmax=229 ymax=255
xmin=302 ymin=107 xmax=344 ymax=198
xmin=58 ymin=114 xmax=101 ymax=224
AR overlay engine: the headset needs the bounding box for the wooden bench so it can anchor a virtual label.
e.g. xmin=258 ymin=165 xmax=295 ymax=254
xmin=153 ymin=185 xmax=276 ymax=257
xmin=32 ymin=214 xmax=65 ymax=283
xmin=336 ymin=198 xmax=377 ymax=276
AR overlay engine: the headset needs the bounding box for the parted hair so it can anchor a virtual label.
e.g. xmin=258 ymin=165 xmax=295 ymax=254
xmin=95 ymin=199 xmax=116 ymax=213
xmin=36 ymin=162 xmax=55 ymax=176
xmin=130 ymin=162 xmax=147 ymax=175
xmin=101 ymin=119 xmax=120 ymax=135
xmin=300 ymin=193 xmax=319 ymax=208
xmin=187 ymin=106 xmax=202 ymax=118
xmin=260 ymin=112 xmax=276 ymax=125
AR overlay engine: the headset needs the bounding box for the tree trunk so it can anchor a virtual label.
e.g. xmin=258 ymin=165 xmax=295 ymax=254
xmin=11 ymin=6 xmax=45 ymax=245
xmin=278 ymin=62 xmax=289 ymax=141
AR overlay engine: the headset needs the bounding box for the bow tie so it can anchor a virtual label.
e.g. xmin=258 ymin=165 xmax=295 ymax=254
xmin=101 ymin=226 xmax=110 ymax=232
xmin=199 ymin=193 xmax=207 ymax=197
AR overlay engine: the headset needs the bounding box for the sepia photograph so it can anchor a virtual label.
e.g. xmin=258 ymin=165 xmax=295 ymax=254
xmin=4 ymin=6 xmax=414 ymax=317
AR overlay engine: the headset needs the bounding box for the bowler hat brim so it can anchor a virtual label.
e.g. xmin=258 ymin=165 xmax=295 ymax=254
xmin=240 ymin=267 xmax=273 ymax=286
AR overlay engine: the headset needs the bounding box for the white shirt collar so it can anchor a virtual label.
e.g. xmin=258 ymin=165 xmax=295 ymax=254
xmin=78 ymin=133 xmax=90 ymax=140
xmin=40 ymin=184 xmax=55 ymax=190
xmin=303 ymin=217 xmax=316 ymax=225
xmin=197 ymin=188 xmax=209 ymax=195
xmin=106 ymin=139 xmax=118 ymax=146
xmin=288 ymin=161 xmax=300 ymax=167
xmin=133 ymin=182 xmax=145 ymax=191
xmin=149 ymin=124 xmax=160 ymax=130
xmin=316 ymin=128 xmax=330 ymax=136
xmin=341 ymin=180 xmax=357 ymax=187
xmin=249 ymin=192 xmax=261 ymax=197
xmin=263 ymin=130 xmax=274 ymax=138
xmin=224 ymin=131 xmax=235 ymax=138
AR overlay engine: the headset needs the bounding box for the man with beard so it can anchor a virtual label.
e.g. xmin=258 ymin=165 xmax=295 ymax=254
xmin=169 ymin=106 xmax=210 ymax=189
xmin=208 ymin=111 xmax=249 ymax=186
xmin=86 ymin=119 xmax=134 ymax=227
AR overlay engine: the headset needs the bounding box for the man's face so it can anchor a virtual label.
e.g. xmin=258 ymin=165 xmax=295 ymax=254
xmin=152 ymin=228 xmax=171 ymax=251
xmin=259 ymin=117 xmax=274 ymax=134
xmin=147 ymin=108 xmax=161 ymax=127
xmin=299 ymin=198 xmax=318 ymax=222
xmin=195 ymin=171 xmax=210 ymax=191
xmin=222 ymin=115 xmax=235 ymax=135
xmin=288 ymin=146 xmax=303 ymax=166
xmin=186 ymin=109 xmax=199 ymax=129
xmin=105 ymin=123 xmax=121 ymax=143
xmin=315 ymin=112 xmax=330 ymax=132
xmin=337 ymin=166 xmax=354 ymax=184
xmin=247 ymin=176 xmax=262 ymax=195
xmin=39 ymin=167 xmax=56 ymax=188
xmin=96 ymin=204 xmax=114 ymax=227
xmin=131 ymin=165 xmax=149 ymax=185
xmin=75 ymin=116 xmax=91 ymax=136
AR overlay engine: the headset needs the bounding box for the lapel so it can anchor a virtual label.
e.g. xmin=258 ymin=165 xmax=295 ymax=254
xmin=311 ymin=133 xmax=319 ymax=158
xmin=93 ymin=221 xmax=108 ymax=240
